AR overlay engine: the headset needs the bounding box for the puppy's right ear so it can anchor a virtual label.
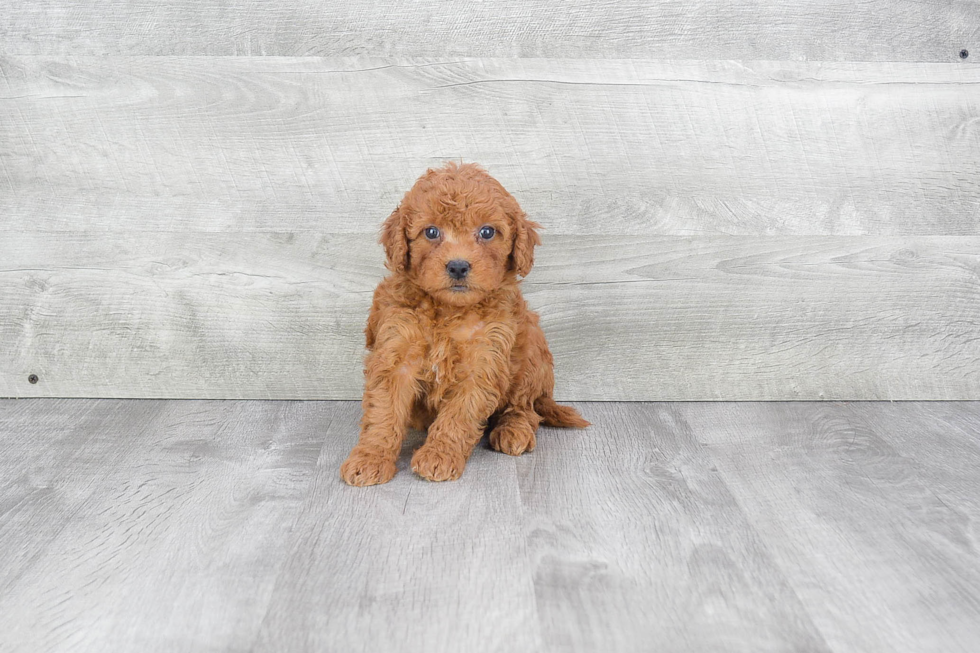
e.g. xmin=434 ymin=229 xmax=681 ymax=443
xmin=380 ymin=205 xmax=410 ymax=273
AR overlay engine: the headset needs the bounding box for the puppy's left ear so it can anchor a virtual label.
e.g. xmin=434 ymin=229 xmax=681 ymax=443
xmin=509 ymin=205 xmax=542 ymax=278
xmin=380 ymin=204 xmax=410 ymax=273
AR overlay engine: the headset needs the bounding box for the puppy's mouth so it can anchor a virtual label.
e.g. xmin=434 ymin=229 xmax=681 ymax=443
xmin=448 ymin=284 xmax=469 ymax=293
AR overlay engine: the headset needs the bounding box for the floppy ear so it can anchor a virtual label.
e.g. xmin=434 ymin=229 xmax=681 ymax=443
xmin=380 ymin=205 xmax=410 ymax=273
xmin=510 ymin=207 xmax=542 ymax=278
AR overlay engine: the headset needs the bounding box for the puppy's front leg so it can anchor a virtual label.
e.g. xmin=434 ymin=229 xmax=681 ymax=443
xmin=411 ymin=379 xmax=499 ymax=482
xmin=341 ymin=339 xmax=423 ymax=487
xmin=411 ymin=338 xmax=511 ymax=481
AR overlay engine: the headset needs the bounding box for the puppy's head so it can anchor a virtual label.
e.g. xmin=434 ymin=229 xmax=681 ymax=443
xmin=380 ymin=161 xmax=541 ymax=306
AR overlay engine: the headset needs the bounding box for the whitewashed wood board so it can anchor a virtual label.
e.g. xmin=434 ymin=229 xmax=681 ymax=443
xmin=0 ymin=398 xmax=327 ymax=652
xmin=2 ymin=232 xmax=977 ymax=400
xmin=0 ymin=0 xmax=976 ymax=61
xmin=251 ymin=404 xmax=541 ymax=653
xmin=5 ymin=399 xmax=980 ymax=651
xmin=514 ymin=402 xmax=830 ymax=651
xmin=2 ymin=57 xmax=978 ymax=235
xmin=679 ymin=402 xmax=980 ymax=652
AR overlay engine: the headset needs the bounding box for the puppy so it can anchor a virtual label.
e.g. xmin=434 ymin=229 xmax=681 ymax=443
xmin=341 ymin=162 xmax=588 ymax=486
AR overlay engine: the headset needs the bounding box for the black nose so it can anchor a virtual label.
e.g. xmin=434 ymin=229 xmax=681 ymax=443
xmin=446 ymin=259 xmax=471 ymax=280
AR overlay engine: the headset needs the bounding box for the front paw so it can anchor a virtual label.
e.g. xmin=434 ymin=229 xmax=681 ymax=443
xmin=411 ymin=442 xmax=466 ymax=482
xmin=341 ymin=448 xmax=397 ymax=486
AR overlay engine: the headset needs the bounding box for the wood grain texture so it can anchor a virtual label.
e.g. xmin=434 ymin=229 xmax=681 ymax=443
xmin=515 ymin=402 xmax=830 ymax=652
xmin=0 ymin=398 xmax=326 ymax=652
xmin=3 ymin=399 xmax=979 ymax=651
xmin=3 ymin=232 xmax=978 ymax=400
xmin=251 ymin=403 xmax=542 ymax=653
xmin=0 ymin=0 xmax=976 ymax=61
xmin=0 ymin=399 xmax=163 ymax=596
xmin=678 ymin=402 xmax=980 ymax=653
xmin=845 ymin=402 xmax=980 ymax=550
xmin=2 ymin=57 xmax=979 ymax=235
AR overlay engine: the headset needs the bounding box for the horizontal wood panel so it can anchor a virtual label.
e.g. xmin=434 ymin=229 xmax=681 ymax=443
xmin=2 ymin=232 xmax=977 ymax=400
xmin=0 ymin=1 xmax=975 ymax=61
xmin=2 ymin=57 xmax=979 ymax=235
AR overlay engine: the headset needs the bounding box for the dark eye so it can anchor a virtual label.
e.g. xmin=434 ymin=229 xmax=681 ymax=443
xmin=478 ymin=225 xmax=495 ymax=240
xmin=424 ymin=226 xmax=440 ymax=240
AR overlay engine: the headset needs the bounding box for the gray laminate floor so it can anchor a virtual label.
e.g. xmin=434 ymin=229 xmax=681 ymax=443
xmin=1 ymin=400 xmax=978 ymax=652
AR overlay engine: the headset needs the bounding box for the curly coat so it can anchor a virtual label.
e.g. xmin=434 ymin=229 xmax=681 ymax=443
xmin=341 ymin=162 xmax=588 ymax=486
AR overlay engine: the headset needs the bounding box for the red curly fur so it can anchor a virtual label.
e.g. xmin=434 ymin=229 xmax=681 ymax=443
xmin=340 ymin=162 xmax=589 ymax=486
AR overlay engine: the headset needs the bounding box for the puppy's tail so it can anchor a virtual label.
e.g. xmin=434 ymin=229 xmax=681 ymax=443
xmin=534 ymin=395 xmax=590 ymax=428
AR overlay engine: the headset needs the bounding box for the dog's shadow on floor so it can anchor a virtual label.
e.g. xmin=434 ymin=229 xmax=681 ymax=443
xmin=396 ymin=420 xmax=499 ymax=468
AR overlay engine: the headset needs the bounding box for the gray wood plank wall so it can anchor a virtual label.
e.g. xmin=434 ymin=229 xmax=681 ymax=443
xmin=1 ymin=4 xmax=978 ymax=400
xmin=0 ymin=1 xmax=975 ymax=61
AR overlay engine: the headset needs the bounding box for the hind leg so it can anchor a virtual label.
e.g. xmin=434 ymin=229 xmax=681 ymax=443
xmin=489 ymin=406 xmax=541 ymax=456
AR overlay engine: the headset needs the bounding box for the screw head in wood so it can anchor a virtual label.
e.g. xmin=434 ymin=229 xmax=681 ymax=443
xmin=28 ymin=374 xmax=38 ymax=384
xmin=960 ymin=49 xmax=970 ymax=59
